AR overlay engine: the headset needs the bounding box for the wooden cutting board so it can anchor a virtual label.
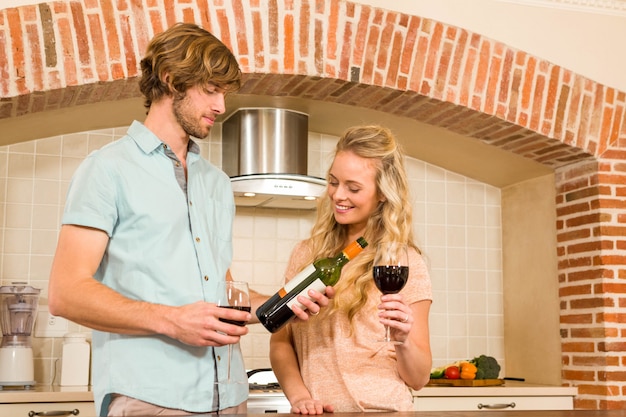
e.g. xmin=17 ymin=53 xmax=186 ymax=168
xmin=426 ymin=378 xmax=505 ymax=387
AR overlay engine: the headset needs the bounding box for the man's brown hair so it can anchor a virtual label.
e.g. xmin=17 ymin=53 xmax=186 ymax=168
xmin=139 ymin=22 xmax=241 ymax=109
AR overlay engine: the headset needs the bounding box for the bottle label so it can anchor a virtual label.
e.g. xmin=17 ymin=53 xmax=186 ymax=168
xmin=278 ymin=264 xmax=325 ymax=311
xmin=279 ymin=264 xmax=316 ymax=296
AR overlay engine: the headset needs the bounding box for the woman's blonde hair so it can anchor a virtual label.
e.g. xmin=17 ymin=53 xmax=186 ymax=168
xmin=302 ymin=125 xmax=420 ymax=324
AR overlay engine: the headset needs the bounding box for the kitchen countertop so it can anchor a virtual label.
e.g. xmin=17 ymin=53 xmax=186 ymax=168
xmin=263 ymin=413 xmax=621 ymax=417
xmin=416 ymin=380 xmax=577 ymax=396
xmin=110 ymin=412 xmax=626 ymax=416
xmin=0 ymin=381 xmax=575 ymax=403
xmin=214 ymin=413 xmax=623 ymax=417
xmin=0 ymin=385 xmax=93 ymax=403
xmin=0 ymin=387 xmax=284 ymax=403
xmin=0 ymin=381 xmax=577 ymax=404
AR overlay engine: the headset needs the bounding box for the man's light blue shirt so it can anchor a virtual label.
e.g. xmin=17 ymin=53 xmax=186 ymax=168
xmin=62 ymin=121 xmax=246 ymax=416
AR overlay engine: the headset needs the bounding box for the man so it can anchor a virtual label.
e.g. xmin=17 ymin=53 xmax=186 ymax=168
xmin=48 ymin=22 xmax=329 ymax=417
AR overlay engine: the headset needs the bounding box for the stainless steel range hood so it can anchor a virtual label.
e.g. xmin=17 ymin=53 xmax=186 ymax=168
xmin=221 ymin=108 xmax=326 ymax=210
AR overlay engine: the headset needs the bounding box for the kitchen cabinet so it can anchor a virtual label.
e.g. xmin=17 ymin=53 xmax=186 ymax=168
xmin=0 ymin=401 xmax=96 ymax=417
xmin=413 ymin=381 xmax=577 ymax=411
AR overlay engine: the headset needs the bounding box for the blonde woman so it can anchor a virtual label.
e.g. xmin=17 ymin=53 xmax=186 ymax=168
xmin=270 ymin=125 xmax=433 ymax=413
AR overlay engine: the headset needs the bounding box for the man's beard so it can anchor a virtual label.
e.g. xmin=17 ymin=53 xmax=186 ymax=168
xmin=173 ymin=94 xmax=210 ymax=140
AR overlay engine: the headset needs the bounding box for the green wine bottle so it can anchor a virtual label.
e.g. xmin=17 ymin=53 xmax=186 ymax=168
xmin=256 ymin=237 xmax=368 ymax=333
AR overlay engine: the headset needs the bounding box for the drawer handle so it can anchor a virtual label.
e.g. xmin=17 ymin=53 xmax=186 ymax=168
xmin=477 ymin=402 xmax=516 ymax=410
xmin=28 ymin=409 xmax=80 ymax=417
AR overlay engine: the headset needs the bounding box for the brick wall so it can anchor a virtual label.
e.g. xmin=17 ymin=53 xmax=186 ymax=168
xmin=1 ymin=0 xmax=625 ymax=409
xmin=556 ymin=155 xmax=626 ymax=409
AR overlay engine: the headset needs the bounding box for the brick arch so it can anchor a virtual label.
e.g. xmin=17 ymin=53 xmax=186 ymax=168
xmin=2 ymin=1 xmax=624 ymax=166
xmin=2 ymin=0 xmax=626 ymax=410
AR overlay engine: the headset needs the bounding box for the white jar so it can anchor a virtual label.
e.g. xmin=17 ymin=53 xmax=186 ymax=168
xmin=60 ymin=333 xmax=90 ymax=386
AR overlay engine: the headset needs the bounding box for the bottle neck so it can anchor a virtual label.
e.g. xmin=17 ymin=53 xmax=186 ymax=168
xmin=317 ymin=238 xmax=367 ymax=269
xmin=342 ymin=239 xmax=366 ymax=261
xmin=335 ymin=252 xmax=350 ymax=267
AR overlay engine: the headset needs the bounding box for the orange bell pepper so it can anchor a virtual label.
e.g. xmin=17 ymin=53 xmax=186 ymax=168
xmin=459 ymin=361 xmax=478 ymax=380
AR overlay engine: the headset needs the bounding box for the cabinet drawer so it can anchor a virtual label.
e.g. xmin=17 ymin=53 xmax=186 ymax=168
xmin=0 ymin=401 xmax=96 ymax=417
xmin=414 ymin=395 xmax=573 ymax=411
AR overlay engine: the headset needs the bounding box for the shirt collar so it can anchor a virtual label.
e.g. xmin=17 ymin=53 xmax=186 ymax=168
xmin=127 ymin=120 xmax=201 ymax=156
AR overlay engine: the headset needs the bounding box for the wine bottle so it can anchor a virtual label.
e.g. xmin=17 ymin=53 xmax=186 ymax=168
xmin=256 ymin=237 xmax=368 ymax=333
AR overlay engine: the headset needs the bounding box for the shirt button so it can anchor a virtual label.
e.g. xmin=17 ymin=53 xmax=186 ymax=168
xmin=189 ymin=201 xmax=193 ymax=206
xmin=175 ymin=161 xmax=181 ymax=167
xmin=217 ymin=355 xmax=221 ymax=361
xmin=163 ymin=144 xmax=167 ymax=149
xmin=204 ymin=276 xmax=209 ymax=281
xmin=195 ymin=237 xmax=200 ymax=243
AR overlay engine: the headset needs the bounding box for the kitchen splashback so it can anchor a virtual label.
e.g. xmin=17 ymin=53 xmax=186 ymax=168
xmin=0 ymin=126 xmax=504 ymax=383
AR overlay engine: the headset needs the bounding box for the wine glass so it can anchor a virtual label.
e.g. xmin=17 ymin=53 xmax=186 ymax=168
xmin=215 ymin=280 xmax=250 ymax=384
xmin=373 ymin=242 xmax=409 ymax=344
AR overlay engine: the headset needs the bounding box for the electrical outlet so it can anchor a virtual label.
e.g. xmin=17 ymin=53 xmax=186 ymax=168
xmin=34 ymin=306 xmax=69 ymax=338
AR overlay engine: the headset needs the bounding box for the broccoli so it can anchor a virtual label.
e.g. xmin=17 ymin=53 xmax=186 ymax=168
xmin=470 ymin=355 xmax=501 ymax=379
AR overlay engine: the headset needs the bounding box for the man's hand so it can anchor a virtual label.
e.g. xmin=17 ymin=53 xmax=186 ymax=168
xmin=165 ymin=301 xmax=250 ymax=347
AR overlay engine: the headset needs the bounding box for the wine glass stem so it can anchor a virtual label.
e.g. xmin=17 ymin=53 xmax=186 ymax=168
xmin=385 ymin=324 xmax=391 ymax=342
xmin=227 ymin=344 xmax=232 ymax=383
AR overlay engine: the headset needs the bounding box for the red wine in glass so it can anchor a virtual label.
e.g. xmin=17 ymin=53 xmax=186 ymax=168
xmin=219 ymin=305 xmax=252 ymax=326
xmin=373 ymin=242 xmax=409 ymax=343
xmin=216 ymin=280 xmax=250 ymax=383
xmin=373 ymin=265 xmax=409 ymax=294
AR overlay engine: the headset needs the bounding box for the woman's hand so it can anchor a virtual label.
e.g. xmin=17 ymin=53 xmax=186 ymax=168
xmin=378 ymin=293 xmax=412 ymax=344
xmin=291 ymin=286 xmax=336 ymax=321
xmin=290 ymin=397 xmax=335 ymax=414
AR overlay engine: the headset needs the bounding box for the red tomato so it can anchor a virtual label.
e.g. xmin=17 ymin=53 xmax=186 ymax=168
xmin=444 ymin=366 xmax=460 ymax=379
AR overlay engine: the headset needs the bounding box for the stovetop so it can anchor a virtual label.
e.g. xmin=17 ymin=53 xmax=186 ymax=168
xmin=247 ymin=368 xmax=283 ymax=393
xmin=249 ymin=382 xmax=282 ymax=392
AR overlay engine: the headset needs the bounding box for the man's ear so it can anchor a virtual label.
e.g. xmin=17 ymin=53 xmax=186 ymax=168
xmin=160 ymin=72 xmax=175 ymax=93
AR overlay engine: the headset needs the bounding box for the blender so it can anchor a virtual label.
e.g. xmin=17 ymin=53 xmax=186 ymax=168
xmin=0 ymin=282 xmax=41 ymax=389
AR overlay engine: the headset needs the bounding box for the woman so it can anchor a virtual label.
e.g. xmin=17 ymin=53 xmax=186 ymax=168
xmin=270 ymin=125 xmax=433 ymax=413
